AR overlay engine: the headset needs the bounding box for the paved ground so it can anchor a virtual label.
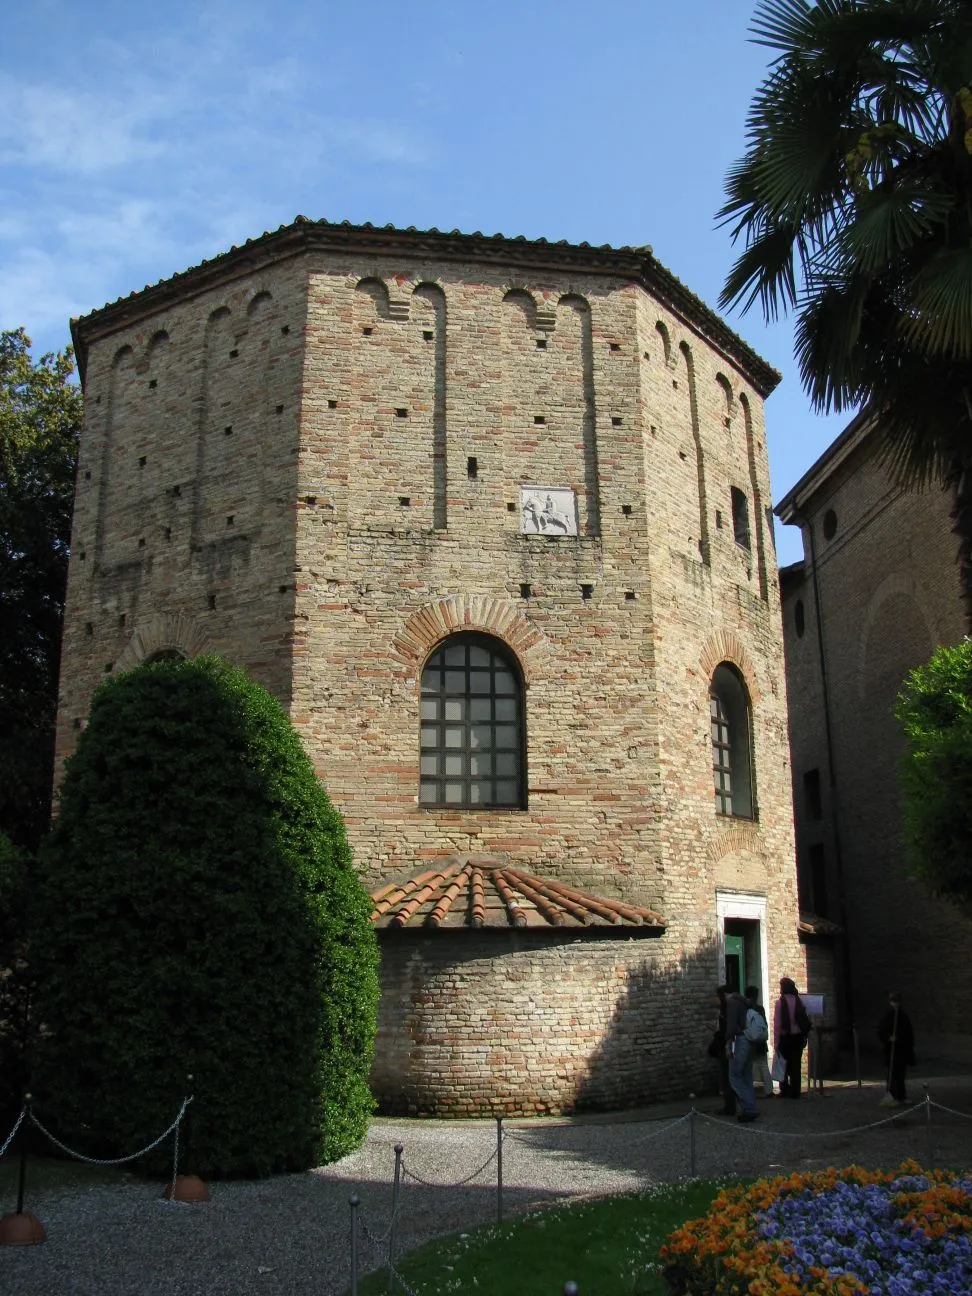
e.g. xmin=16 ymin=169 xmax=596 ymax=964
xmin=2 ymin=1063 xmax=972 ymax=1296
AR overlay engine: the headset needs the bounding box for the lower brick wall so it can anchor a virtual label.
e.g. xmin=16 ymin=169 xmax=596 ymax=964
xmin=371 ymin=930 xmax=721 ymax=1116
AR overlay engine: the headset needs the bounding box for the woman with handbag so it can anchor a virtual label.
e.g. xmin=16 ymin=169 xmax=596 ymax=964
xmin=773 ymin=976 xmax=809 ymax=1099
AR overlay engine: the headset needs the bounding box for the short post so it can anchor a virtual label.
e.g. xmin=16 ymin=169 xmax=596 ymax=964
xmin=853 ymin=1025 xmax=861 ymax=1088
xmin=163 ymin=1079 xmax=209 ymax=1201
xmin=349 ymin=1194 xmax=360 ymax=1296
xmin=0 ymin=1096 xmax=47 ymax=1246
xmin=15 ymin=1099 xmax=29 ymax=1216
xmin=689 ymin=1107 xmax=697 ymax=1178
xmin=924 ymin=1085 xmax=933 ymax=1170
xmin=387 ymin=1144 xmax=403 ymax=1293
xmin=496 ymin=1115 xmax=504 ymax=1224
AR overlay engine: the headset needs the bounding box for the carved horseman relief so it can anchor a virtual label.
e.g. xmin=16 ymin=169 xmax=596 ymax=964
xmin=519 ymin=486 xmax=578 ymax=536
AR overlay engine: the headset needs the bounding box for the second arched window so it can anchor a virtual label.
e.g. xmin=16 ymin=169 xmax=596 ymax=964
xmin=419 ymin=634 xmax=525 ymax=808
xmin=710 ymin=663 xmax=755 ymax=819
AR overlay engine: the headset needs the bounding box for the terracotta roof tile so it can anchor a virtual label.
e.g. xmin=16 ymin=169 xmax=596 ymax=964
xmin=370 ymin=856 xmax=666 ymax=932
xmin=798 ymin=911 xmax=844 ymax=937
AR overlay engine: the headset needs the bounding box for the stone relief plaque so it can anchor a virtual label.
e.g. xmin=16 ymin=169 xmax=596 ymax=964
xmin=519 ymin=487 xmax=578 ymax=536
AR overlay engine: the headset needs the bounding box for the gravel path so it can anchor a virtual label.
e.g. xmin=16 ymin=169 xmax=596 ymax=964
xmin=3 ymin=1072 xmax=972 ymax=1296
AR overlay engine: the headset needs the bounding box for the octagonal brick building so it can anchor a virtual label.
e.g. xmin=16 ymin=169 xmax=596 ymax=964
xmin=59 ymin=218 xmax=806 ymax=1115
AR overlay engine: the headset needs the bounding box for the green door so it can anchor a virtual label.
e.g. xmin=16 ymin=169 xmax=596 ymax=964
xmin=724 ymin=934 xmax=745 ymax=993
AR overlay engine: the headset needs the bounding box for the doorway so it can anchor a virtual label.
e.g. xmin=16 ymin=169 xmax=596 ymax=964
xmin=716 ymin=892 xmax=769 ymax=1010
xmin=723 ymin=919 xmax=760 ymax=994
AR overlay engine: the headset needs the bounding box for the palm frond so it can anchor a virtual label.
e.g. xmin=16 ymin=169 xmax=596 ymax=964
xmin=902 ymin=248 xmax=972 ymax=359
xmin=793 ymin=280 xmax=870 ymax=412
xmin=750 ymin=0 xmax=817 ymax=55
xmin=841 ymin=181 xmax=953 ymax=275
xmin=719 ymin=222 xmax=800 ymax=319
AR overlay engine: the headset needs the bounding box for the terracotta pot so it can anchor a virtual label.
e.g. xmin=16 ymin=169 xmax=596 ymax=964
xmin=0 ymin=1211 xmax=47 ymax=1245
xmin=162 ymin=1174 xmax=211 ymax=1202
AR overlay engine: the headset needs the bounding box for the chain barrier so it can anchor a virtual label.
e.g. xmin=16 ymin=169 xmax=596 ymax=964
xmin=0 ymin=1106 xmax=27 ymax=1160
xmin=402 ymin=1142 xmax=499 ymax=1190
xmin=505 ymin=1110 xmax=692 ymax=1148
xmin=928 ymin=1098 xmax=972 ymax=1122
xmin=694 ymin=1101 xmax=928 ymax=1140
xmin=382 ymin=1260 xmax=422 ymax=1296
xmin=358 ymin=1194 xmax=401 ymax=1250
xmin=29 ymin=1096 xmax=193 ymax=1167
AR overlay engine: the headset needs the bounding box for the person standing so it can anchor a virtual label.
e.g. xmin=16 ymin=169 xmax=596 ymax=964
xmin=726 ymin=986 xmax=759 ymax=1122
xmin=878 ymin=991 xmax=916 ymax=1106
xmin=773 ymin=976 xmax=809 ymax=1099
xmin=710 ymin=985 xmax=736 ymax=1115
xmin=745 ymin=985 xmax=773 ymax=1097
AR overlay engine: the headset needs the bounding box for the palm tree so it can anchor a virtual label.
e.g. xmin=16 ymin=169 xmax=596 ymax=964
xmin=719 ymin=0 xmax=972 ymax=623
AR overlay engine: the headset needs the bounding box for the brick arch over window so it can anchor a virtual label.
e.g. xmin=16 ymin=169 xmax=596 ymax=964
xmin=113 ymin=612 xmax=211 ymax=673
xmin=707 ymin=821 xmax=761 ymax=864
xmin=698 ymin=632 xmax=761 ymax=706
xmin=391 ymin=595 xmax=546 ymax=682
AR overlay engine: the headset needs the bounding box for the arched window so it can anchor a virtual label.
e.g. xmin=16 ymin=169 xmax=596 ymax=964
xmin=710 ymin=664 xmax=755 ymax=818
xmin=419 ymin=634 xmax=525 ymax=808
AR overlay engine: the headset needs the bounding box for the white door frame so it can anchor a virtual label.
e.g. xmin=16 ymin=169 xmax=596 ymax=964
xmin=716 ymin=891 xmax=769 ymax=1012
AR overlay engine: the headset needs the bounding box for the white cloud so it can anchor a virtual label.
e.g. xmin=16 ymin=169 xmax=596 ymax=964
xmin=0 ymin=76 xmax=168 ymax=176
xmin=0 ymin=246 xmax=88 ymax=340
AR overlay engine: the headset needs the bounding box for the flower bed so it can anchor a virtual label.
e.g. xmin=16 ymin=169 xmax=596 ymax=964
xmin=660 ymin=1161 xmax=972 ymax=1295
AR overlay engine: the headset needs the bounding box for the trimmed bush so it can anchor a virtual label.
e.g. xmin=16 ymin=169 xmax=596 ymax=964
xmin=30 ymin=655 xmax=379 ymax=1176
xmin=0 ymin=831 xmax=28 ymax=1121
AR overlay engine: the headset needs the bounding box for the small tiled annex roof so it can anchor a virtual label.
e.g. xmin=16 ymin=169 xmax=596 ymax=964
xmin=798 ymin=911 xmax=843 ymax=938
xmin=370 ymin=857 xmax=666 ymax=932
xmin=70 ymin=215 xmax=780 ymax=398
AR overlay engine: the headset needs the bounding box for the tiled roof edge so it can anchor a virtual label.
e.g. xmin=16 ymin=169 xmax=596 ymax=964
xmin=70 ymin=216 xmax=779 ymax=396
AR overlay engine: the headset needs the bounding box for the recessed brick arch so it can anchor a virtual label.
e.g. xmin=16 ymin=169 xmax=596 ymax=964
xmin=699 ymin=630 xmax=762 ymax=706
xmin=707 ymin=820 xmax=761 ymax=864
xmin=391 ymin=595 xmax=547 ymax=682
xmin=856 ymin=571 xmax=937 ymax=702
xmin=113 ymin=612 xmax=212 ymax=674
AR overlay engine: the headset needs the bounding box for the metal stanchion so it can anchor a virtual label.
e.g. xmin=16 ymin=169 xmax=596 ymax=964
xmin=689 ymin=1107 xmax=697 ymax=1178
xmin=853 ymin=1025 xmax=861 ymax=1088
xmin=496 ymin=1116 xmax=504 ymax=1224
xmin=387 ymin=1144 xmax=403 ymax=1293
xmin=924 ymin=1086 xmax=934 ymax=1170
xmin=162 ymin=1076 xmax=209 ymax=1202
xmin=349 ymin=1194 xmax=360 ymax=1296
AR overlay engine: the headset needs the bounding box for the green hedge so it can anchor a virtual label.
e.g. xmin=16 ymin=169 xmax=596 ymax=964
xmin=0 ymin=831 xmax=28 ymax=1121
xmin=30 ymin=656 xmax=379 ymax=1176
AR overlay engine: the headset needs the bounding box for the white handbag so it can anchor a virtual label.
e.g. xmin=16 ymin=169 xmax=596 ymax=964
xmin=770 ymin=1049 xmax=787 ymax=1082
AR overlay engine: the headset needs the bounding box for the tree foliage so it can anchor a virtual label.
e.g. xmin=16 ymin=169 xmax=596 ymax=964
xmin=895 ymin=639 xmax=972 ymax=909
xmin=0 ymin=328 xmax=81 ymax=851
xmin=720 ymin=0 xmax=972 ymax=613
xmin=31 ymin=655 xmax=379 ymax=1177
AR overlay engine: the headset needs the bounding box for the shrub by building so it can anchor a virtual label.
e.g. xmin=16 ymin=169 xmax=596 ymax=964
xmin=31 ymin=654 xmax=378 ymax=1176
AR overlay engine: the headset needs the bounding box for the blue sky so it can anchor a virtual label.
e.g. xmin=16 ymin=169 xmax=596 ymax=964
xmin=1 ymin=0 xmax=852 ymax=566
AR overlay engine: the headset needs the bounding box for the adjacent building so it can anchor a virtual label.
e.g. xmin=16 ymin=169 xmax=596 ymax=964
xmin=777 ymin=413 xmax=972 ymax=1060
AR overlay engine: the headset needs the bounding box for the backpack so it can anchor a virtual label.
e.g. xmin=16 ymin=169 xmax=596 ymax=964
xmin=744 ymin=1006 xmax=769 ymax=1044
